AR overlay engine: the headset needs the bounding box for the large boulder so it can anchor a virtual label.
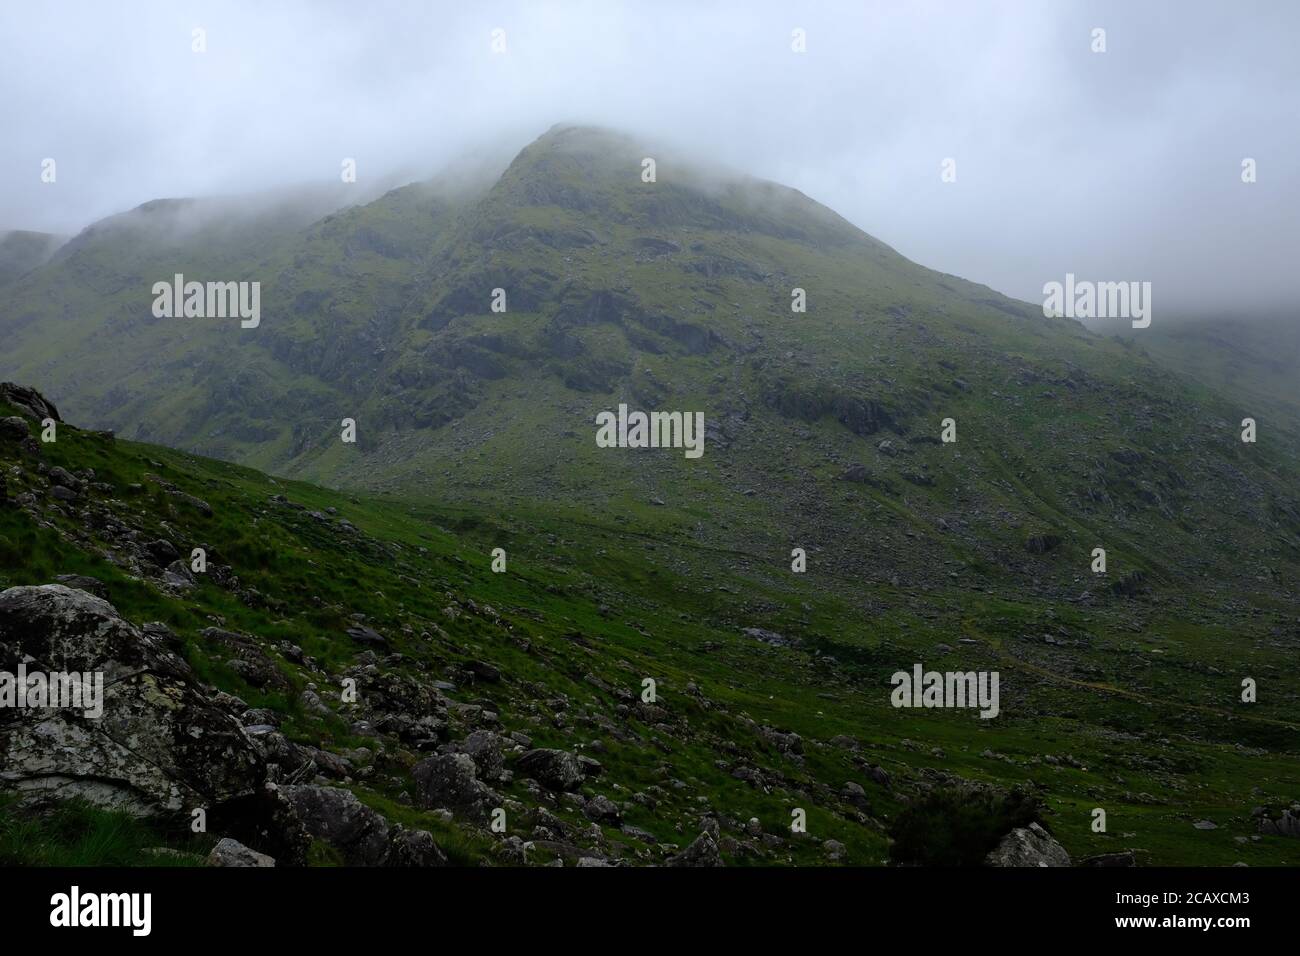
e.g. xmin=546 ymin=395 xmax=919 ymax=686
xmin=279 ymin=785 xmax=391 ymax=866
xmin=0 ymin=417 xmax=29 ymax=442
xmin=412 ymin=752 xmax=499 ymax=817
xmin=384 ymin=826 xmax=449 ymax=867
xmin=516 ymin=748 xmax=584 ymax=791
xmin=984 ymin=822 xmax=1071 ymax=867
xmin=459 ymin=730 xmax=505 ymax=781
xmin=0 ymin=584 xmax=266 ymax=817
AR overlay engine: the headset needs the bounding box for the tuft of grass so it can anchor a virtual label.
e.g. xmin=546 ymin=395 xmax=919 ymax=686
xmin=0 ymin=795 xmax=210 ymax=867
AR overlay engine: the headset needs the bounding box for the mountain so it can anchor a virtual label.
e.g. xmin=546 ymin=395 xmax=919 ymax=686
xmin=2 ymin=125 xmax=1300 ymax=865
xmin=2 ymin=124 xmax=1297 ymax=615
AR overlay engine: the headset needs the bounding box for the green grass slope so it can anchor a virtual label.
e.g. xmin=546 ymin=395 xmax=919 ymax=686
xmin=1 ymin=390 xmax=1298 ymax=866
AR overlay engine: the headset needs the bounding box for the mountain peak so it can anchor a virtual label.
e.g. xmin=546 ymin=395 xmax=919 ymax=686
xmin=486 ymin=123 xmax=874 ymax=251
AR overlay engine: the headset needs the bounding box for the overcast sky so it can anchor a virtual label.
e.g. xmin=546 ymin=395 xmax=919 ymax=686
xmin=1 ymin=0 xmax=1296 ymax=313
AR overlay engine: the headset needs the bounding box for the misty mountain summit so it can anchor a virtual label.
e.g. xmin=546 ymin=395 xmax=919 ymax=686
xmin=1 ymin=123 xmax=1292 ymax=613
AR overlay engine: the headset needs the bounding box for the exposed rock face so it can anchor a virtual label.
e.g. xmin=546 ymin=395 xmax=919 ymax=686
xmin=0 ymin=584 xmax=266 ymax=817
xmin=0 ymin=383 xmax=60 ymax=423
xmin=1025 ymin=533 xmax=1063 ymax=555
xmin=984 ymin=822 xmax=1071 ymax=867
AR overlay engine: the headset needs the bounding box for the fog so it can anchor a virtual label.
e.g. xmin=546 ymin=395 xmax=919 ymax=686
xmin=1 ymin=0 xmax=1296 ymax=313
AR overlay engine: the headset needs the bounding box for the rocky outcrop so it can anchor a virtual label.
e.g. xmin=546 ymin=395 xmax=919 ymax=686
xmin=742 ymin=627 xmax=799 ymax=649
xmin=1025 ymin=533 xmax=1062 ymax=555
xmin=0 ymin=382 xmax=60 ymax=423
xmin=0 ymin=584 xmax=266 ymax=817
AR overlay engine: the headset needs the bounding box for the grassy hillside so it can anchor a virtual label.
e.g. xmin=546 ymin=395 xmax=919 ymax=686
xmin=2 ymin=390 xmax=1298 ymax=866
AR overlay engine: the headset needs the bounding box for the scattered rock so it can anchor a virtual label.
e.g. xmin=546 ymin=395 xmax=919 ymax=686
xmin=207 ymin=837 xmax=275 ymax=867
xmin=583 ymin=794 xmax=622 ymax=824
xmin=984 ymin=823 xmax=1071 ymax=867
xmin=459 ymin=730 xmax=505 ymax=781
xmin=412 ymin=753 xmax=499 ymax=815
xmin=742 ymin=626 xmax=799 ymax=648
xmin=1259 ymin=809 xmax=1300 ymax=838
xmin=517 ymin=748 xmax=584 ymax=791
xmin=346 ymin=624 xmax=388 ymax=648
xmin=279 ymin=785 xmax=390 ymax=866
xmin=666 ymin=831 xmax=724 ymax=867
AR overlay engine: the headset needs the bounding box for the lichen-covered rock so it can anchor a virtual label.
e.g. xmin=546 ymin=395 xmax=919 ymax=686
xmin=984 ymin=822 xmax=1071 ymax=867
xmin=279 ymin=784 xmax=391 ymax=866
xmin=0 ymin=584 xmax=266 ymax=817
xmin=412 ymin=752 xmax=499 ymax=816
xmin=459 ymin=729 xmax=505 ymax=781
xmin=207 ymin=837 xmax=275 ymax=867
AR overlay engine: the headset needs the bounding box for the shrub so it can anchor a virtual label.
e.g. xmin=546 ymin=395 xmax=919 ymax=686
xmin=888 ymin=785 xmax=1043 ymax=866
